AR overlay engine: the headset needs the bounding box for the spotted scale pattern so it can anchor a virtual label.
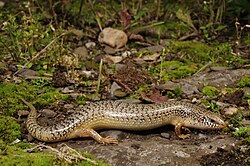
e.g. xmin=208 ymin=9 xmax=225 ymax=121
xmin=26 ymin=100 xmax=226 ymax=142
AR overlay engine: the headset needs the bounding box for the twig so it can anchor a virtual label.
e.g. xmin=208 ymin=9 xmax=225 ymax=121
xmin=14 ymin=32 xmax=67 ymax=76
xmin=193 ymin=62 xmax=212 ymax=75
xmin=25 ymin=143 xmax=97 ymax=165
xmin=95 ymin=59 xmax=103 ymax=96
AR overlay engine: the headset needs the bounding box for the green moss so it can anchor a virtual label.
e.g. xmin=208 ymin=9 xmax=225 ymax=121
xmin=233 ymin=126 xmax=250 ymax=138
xmin=237 ymin=76 xmax=250 ymax=88
xmin=202 ymin=86 xmax=220 ymax=98
xmin=0 ymin=145 xmax=54 ymax=166
xmin=201 ymin=99 xmax=220 ymax=112
xmin=224 ymin=87 xmax=237 ymax=94
xmin=153 ymin=21 xmax=190 ymax=39
xmin=165 ymin=41 xmax=247 ymax=65
xmin=0 ymin=82 xmax=68 ymax=116
xmin=0 ymin=144 xmax=107 ymax=166
xmin=149 ymin=60 xmax=196 ymax=81
xmin=0 ymin=116 xmax=21 ymax=143
xmin=0 ymin=82 xmax=70 ymax=147
xmin=166 ymin=87 xmax=183 ymax=98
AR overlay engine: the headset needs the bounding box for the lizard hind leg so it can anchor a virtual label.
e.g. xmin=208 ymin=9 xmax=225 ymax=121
xmin=175 ymin=123 xmax=191 ymax=139
xmin=68 ymin=128 xmax=118 ymax=144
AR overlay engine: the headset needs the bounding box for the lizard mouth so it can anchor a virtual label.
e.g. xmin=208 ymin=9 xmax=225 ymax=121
xmin=217 ymin=122 xmax=227 ymax=129
xmin=203 ymin=117 xmax=227 ymax=129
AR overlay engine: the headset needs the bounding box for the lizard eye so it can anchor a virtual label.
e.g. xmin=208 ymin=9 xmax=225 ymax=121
xmin=209 ymin=118 xmax=216 ymax=123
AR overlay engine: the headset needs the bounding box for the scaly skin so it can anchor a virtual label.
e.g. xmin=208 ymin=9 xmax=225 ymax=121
xmin=21 ymin=99 xmax=227 ymax=144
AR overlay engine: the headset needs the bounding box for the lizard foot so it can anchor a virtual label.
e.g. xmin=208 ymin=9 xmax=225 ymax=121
xmin=101 ymin=136 xmax=118 ymax=144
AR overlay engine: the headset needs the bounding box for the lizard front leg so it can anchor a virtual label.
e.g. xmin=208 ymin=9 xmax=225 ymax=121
xmin=67 ymin=128 xmax=118 ymax=144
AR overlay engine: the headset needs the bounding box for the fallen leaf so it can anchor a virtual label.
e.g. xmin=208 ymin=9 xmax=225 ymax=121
xmin=142 ymin=52 xmax=161 ymax=61
xmin=129 ymin=33 xmax=144 ymax=41
xmin=119 ymin=9 xmax=133 ymax=30
xmin=141 ymin=89 xmax=168 ymax=104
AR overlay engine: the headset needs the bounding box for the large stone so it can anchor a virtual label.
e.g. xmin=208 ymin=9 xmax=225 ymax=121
xmin=98 ymin=27 xmax=128 ymax=48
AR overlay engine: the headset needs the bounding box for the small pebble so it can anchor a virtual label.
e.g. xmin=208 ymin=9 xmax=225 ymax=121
xmin=64 ymin=104 xmax=74 ymax=109
xmin=42 ymin=109 xmax=56 ymax=117
xmin=85 ymin=42 xmax=96 ymax=48
xmin=160 ymin=132 xmax=170 ymax=139
xmin=198 ymin=133 xmax=207 ymax=139
xmin=223 ymin=107 xmax=238 ymax=116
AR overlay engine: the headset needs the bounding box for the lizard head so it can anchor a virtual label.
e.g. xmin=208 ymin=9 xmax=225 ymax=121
xmin=182 ymin=108 xmax=227 ymax=130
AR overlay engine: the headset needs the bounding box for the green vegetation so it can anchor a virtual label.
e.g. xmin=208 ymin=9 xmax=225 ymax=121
xmin=166 ymin=41 xmax=245 ymax=65
xmin=0 ymin=144 xmax=106 ymax=166
xmin=237 ymin=76 xmax=250 ymax=88
xmin=0 ymin=9 xmax=68 ymax=72
xmin=0 ymin=82 xmax=67 ymax=116
xmin=0 ymin=145 xmax=54 ymax=166
xmin=166 ymin=87 xmax=183 ymax=98
xmin=0 ymin=116 xmax=21 ymax=144
xmin=233 ymin=126 xmax=250 ymax=140
xmin=149 ymin=60 xmax=197 ymax=81
xmin=202 ymin=86 xmax=220 ymax=99
xmin=224 ymin=87 xmax=237 ymax=94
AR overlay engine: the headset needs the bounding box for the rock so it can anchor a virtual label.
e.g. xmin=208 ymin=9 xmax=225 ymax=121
xmin=181 ymin=83 xmax=199 ymax=95
xmin=198 ymin=133 xmax=208 ymax=139
xmin=0 ymin=1 xmax=5 ymax=8
xmin=173 ymin=150 xmax=191 ymax=158
xmin=121 ymin=50 xmax=132 ymax=57
xmin=64 ymin=104 xmax=74 ymax=109
xmin=98 ymin=27 xmax=128 ymax=48
xmin=73 ymin=46 xmax=89 ymax=61
xmin=79 ymin=70 xmax=92 ymax=78
xmin=42 ymin=109 xmax=56 ymax=117
xmin=210 ymin=66 xmax=232 ymax=71
xmin=18 ymin=69 xmax=39 ymax=78
xmin=104 ymin=55 xmax=123 ymax=64
xmin=61 ymin=87 xmax=75 ymax=93
xmin=160 ymin=132 xmax=170 ymax=139
xmin=85 ymin=42 xmax=96 ymax=49
xmin=140 ymin=45 xmax=164 ymax=52
xmin=223 ymin=107 xmax=238 ymax=116
xmin=110 ymin=82 xmax=127 ymax=97
xmin=215 ymin=101 xmax=230 ymax=108
xmin=142 ymin=52 xmax=161 ymax=61
xmin=103 ymin=45 xmax=117 ymax=54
